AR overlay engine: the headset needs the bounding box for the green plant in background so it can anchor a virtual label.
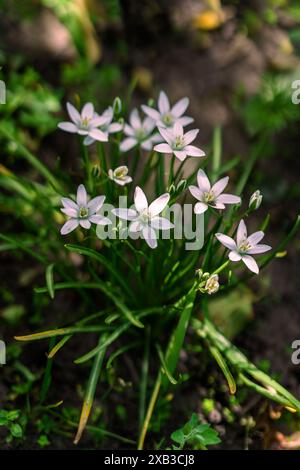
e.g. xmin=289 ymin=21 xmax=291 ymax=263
xmin=0 ymin=82 xmax=299 ymax=451
xmin=170 ymin=413 xmax=221 ymax=450
xmin=0 ymin=410 xmax=26 ymax=443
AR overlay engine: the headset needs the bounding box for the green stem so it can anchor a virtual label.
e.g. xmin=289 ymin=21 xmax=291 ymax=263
xmin=81 ymin=144 xmax=93 ymax=193
xmin=168 ymin=154 xmax=175 ymax=188
xmin=156 ymin=153 xmax=165 ymax=195
xmin=139 ymin=326 xmax=150 ymax=432
xmin=137 ymin=372 xmax=162 ymax=450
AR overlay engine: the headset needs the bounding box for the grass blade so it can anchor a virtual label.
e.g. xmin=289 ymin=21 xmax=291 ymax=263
xmin=46 ymin=263 xmax=55 ymax=299
xmin=74 ymin=334 xmax=107 ymax=444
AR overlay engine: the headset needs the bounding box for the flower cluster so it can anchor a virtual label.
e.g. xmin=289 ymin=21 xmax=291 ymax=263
xmin=58 ymin=91 xmax=271 ymax=274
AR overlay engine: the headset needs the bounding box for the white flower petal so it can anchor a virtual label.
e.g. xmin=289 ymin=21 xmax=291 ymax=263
xmin=79 ymin=219 xmax=91 ymax=229
xmin=151 ymin=133 xmax=163 ymax=144
xmin=120 ymin=137 xmax=137 ymax=152
xmin=60 ymin=219 xmax=79 ymax=235
xmin=247 ymin=244 xmax=271 ymax=255
xmin=129 ymin=220 xmax=143 ymax=232
xmin=66 ymin=102 xmax=81 ymax=124
xmin=134 ymin=186 xmax=148 ymax=212
xmin=247 ymin=231 xmax=265 ymax=246
xmin=61 ymin=197 xmax=78 ymax=210
xmin=90 ymin=115 xmax=108 ymax=127
xmin=89 ymin=215 xmax=111 ymax=225
xmin=108 ymin=122 xmax=123 ymax=133
xmin=211 ymin=202 xmax=226 ymax=210
xmin=124 ymin=124 xmax=135 ymax=136
xmin=150 ymin=216 xmax=174 ymax=230
xmin=77 ymin=129 xmax=89 ymax=135
xmin=141 ymin=138 xmax=153 ymax=151
xmin=177 ymin=116 xmax=194 ymax=127
xmin=143 ymin=117 xmax=156 ymax=134
xmin=185 ymin=145 xmax=205 ymax=157
xmin=88 ymin=128 xmax=108 ymax=142
xmin=194 ymin=202 xmax=208 ymax=214
xmin=83 ymin=136 xmax=94 ymax=146
xmin=61 ymin=207 xmax=77 ymax=218
xmin=141 ymin=105 xmax=161 ymax=121
xmin=197 ymin=169 xmax=211 ymax=192
xmin=237 ymin=219 xmax=247 ymax=246
xmin=58 ymin=122 xmax=78 ymax=133
xmin=217 ymin=194 xmax=241 ymax=205
xmin=173 ymin=121 xmax=184 ymax=136
xmin=183 ymin=129 xmax=199 ymax=145
xmin=154 ymin=143 xmax=172 ymax=154
xmin=81 ymin=102 xmax=94 ymax=119
xmin=189 ymin=185 xmax=203 ymax=200
xmin=149 ymin=193 xmax=170 ymax=217
xmin=87 ymin=195 xmax=105 ymax=214
xmin=229 ymin=251 xmax=242 ymax=262
xmin=158 ymin=127 xmax=173 ymax=145
xmin=171 ymin=97 xmax=189 ymax=117
xmin=158 ymin=91 xmax=170 ymax=114
xmin=211 ymin=176 xmax=229 ymax=197
xmin=215 ymin=233 xmax=237 ymax=250
xmin=142 ymin=225 xmax=157 ymax=249
xmin=76 ymin=184 xmax=87 ymax=206
xmin=242 ymin=255 xmax=259 ymax=274
xmin=129 ymin=109 xmax=141 ymax=129
xmin=112 ymin=208 xmax=137 ymax=220
xmin=174 ymin=150 xmax=187 ymax=161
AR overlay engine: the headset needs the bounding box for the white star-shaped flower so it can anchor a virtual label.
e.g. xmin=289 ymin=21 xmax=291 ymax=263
xmin=60 ymin=184 xmax=111 ymax=235
xmin=189 ymin=169 xmax=241 ymax=213
xmin=83 ymin=106 xmax=123 ymax=145
xmin=215 ymin=219 xmax=272 ymax=274
xmin=120 ymin=109 xmax=162 ymax=152
xmin=58 ymin=102 xmax=108 ymax=145
xmin=154 ymin=122 xmax=205 ymax=161
xmin=142 ymin=91 xmax=193 ymax=128
xmin=112 ymin=186 xmax=173 ymax=249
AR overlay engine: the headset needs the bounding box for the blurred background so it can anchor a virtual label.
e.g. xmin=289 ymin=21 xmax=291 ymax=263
xmin=1 ymin=0 xmax=300 ymax=449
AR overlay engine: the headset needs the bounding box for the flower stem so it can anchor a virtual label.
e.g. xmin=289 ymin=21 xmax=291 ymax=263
xmin=137 ymin=371 xmax=162 ymax=450
xmin=156 ymin=153 xmax=165 ymax=195
xmin=213 ymin=259 xmax=230 ymax=275
xmin=81 ymin=144 xmax=93 ymax=193
xmin=168 ymin=154 xmax=175 ymax=188
xmin=97 ymin=142 xmax=110 ymax=198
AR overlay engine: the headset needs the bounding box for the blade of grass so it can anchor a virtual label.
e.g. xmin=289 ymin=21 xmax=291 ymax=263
xmin=208 ymin=345 xmax=236 ymax=394
xmin=15 ymin=325 xmax=110 ymax=341
xmin=39 ymin=338 xmax=56 ymax=403
xmin=74 ymin=334 xmax=107 ymax=444
xmin=156 ymin=343 xmax=177 ymax=385
xmin=46 ymin=263 xmax=55 ymax=299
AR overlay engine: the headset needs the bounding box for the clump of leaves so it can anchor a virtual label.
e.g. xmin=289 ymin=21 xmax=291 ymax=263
xmin=0 ymin=409 xmax=26 ymax=443
xmin=170 ymin=413 xmax=221 ymax=450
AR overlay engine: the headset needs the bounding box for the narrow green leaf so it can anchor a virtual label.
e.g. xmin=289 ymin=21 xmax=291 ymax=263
xmin=46 ymin=263 xmax=55 ymax=299
xmin=74 ymin=334 xmax=107 ymax=444
xmin=208 ymin=345 xmax=236 ymax=394
xmin=156 ymin=343 xmax=177 ymax=385
xmin=162 ymin=288 xmax=196 ymax=388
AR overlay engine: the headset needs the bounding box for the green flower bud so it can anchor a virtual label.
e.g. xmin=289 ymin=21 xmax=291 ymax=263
xmin=249 ymin=190 xmax=262 ymax=211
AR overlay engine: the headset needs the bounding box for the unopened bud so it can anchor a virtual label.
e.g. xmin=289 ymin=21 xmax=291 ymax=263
xmin=113 ymin=97 xmax=122 ymax=115
xmin=249 ymin=190 xmax=262 ymax=211
xmin=176 ymin=179 xmax=187 ymax=193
